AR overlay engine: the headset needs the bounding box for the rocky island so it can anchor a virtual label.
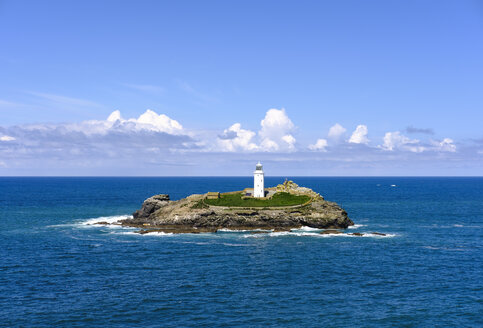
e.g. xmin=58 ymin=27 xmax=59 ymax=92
xmin=120 ymin=180 xmax=354 ymax=234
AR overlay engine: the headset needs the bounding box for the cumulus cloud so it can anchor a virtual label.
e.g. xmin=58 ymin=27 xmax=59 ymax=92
xmin=217 ymin=123 xmax=258 ymax=151
xmin=282 ymin=134 xmax=296 ymax=149
xmin=259 ymin=108 xmax=296 ymax=151
xmin=215 ymin=108 xmax=297 ymax=152
xmin=381 ymin=131 xmax=425 ymax=152
xmin=309 ymin=138 xmax=328 ymax=151
xmin=348 ymin=125 xmax=369 ymax=144
xmin=432 ymin=138 xmax=456 ymax=152
xmin=102 ymin=109 xmax=183 ymax=134
xmin=380 ymin=132 xmax=458 ymax=153
xmin=328 ymin=123 xmax=347 ymax=140
xmin=259 ymin=138 xmax=280 ymax=151
xmin=136 ymin=110 xmax=183 ymax=134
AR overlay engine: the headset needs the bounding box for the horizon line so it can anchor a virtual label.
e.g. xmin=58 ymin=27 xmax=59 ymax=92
xmin=0 ymin=175 xmax=482 ymax=178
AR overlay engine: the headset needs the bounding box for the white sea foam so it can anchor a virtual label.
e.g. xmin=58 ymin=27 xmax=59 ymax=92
xmin=222 ymin=243 xmax=253 ymax=247
xmin=181 ymin=241 xmax=214 ymax=245
xmin=217 ymin=228 xmax=273 ymax=232
xmin=347 ymin=224 xmax=366 ymax=229
xmin=80 ymin=215 xmax=131 ymax=227
xmin=297 ymin=226 xmax=322 ymax=231
xmin=48 ymin=215 xmax=132 ymax=230
xmin=115 ymin=231 xmax=174 ymax=236
xmin=421 ymin=224 xmax=481 ymax=229
xmin=242 ymin=231 xmax=396 ymax=238
xmin=422 ymin=246 xmax=467 ymax=251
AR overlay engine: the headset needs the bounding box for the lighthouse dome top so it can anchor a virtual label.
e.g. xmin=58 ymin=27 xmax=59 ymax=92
xmin=255 ymin=162 xmax=263 ymax=171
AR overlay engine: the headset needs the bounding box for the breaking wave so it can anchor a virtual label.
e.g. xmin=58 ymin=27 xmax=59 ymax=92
xmin=243 ymin=231 xmax=396 ymax=238
xmin=347 ymin=224 xmax=366 ymax=229
xmin=80 ymin=215 xmax=131 ymax=226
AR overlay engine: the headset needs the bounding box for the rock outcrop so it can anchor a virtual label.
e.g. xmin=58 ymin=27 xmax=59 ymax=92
xmin=132 ymin=194 xmax=170 ymax=219
xmin=122 ymin=183 xmax=353 ymax=233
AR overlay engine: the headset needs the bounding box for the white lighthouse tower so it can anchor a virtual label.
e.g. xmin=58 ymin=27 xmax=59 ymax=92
xmin=253 ymin=162 xmax=265 ymax=198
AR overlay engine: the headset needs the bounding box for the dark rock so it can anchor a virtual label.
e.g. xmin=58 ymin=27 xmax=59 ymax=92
xmin=320 ymin=229 xmax=343 ymax=234
xmin=132 ymin=194 xmax=170 ymax=219
xmin=273 ymin=227 xmax=293 ymax=232
xmin=370 ymin=232 xmax=386 ymax=236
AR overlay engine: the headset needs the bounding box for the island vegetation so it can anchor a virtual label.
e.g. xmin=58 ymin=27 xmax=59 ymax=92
xmin=204 ymin=192 xmax=311 ymax=207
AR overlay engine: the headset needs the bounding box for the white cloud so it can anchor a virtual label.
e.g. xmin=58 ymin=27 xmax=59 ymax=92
xmin=217 ymin=108 xmax=297 ymax=152
xmin=381 ymin=131 xmax=425 ymax=152
xmin=66 ymin=109 xmax=184 ymax=136
xmin=136 ymin=109 xmax=183 ymax=134
xmin=107 ymin=110 xmax=122 ymax=122
xmin=328 ymin=123 xmax=347 ymax=139
xmin=0 ymin=135 xmax=15 ymax=141
xmin=282 ymin=135 xmax=296 ymax=149
xmin=259 ymin=108 xmax=296 ymax=151
xmin=309 ymin=138 xmax=328 ymax=151
xmin=348 ymin=125 xmax=369 ymax=144
xmin=432 ymin=138 xmax=456 ymax=152
xmin=260 ymin=138 xmax=279 ymax=151
xmin=217 ymin=123 xmax=258 ymax=152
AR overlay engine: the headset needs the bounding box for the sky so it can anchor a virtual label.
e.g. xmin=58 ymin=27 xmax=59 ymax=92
xmin=0 ymin=0 xmax=482 ymax=176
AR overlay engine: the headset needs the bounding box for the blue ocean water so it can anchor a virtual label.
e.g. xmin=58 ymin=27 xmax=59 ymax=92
xmin=0 ymin=177 xmax=481 ymax=327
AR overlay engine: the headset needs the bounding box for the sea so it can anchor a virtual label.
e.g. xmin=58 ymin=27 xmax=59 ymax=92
xmin=0 ymin=177 xmax=481 ymax=327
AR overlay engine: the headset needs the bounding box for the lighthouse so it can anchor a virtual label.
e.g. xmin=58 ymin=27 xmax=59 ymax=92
xmin=253 ymin=162 xmax=265 ymax=198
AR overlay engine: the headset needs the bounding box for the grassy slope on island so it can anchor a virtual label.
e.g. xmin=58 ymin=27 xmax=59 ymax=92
xmin=204 ymin=192 xmax=311 ymax=207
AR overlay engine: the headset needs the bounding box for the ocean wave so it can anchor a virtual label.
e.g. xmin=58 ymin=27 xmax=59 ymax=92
xmin=46 ymin=215 xmax=131 ymax=229
xmin=80 ymin=215 xmax=132 ymax=227
xmin=420 ymin=224 xmax=481 ymax=229
xmin=114 ymin=231 xmax=174 ymax=236
xmin=422 ymin=246 xmax=467 ymax=251
xmin=297 ymin=226 xmax=322 ymax=231
xmin=217 ymin=228 xmax=273 ymax=232
xmin=347 ymin=224 xmax=366 ymax=229
xmin=222 ymin=243 xmax=254 ymax=247
xmin=243 ymin=231 xmax=395 ymax=238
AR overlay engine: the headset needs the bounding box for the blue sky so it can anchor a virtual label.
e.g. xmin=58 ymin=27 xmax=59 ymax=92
xmin=0 ymin=0 xmax=482 ymax=175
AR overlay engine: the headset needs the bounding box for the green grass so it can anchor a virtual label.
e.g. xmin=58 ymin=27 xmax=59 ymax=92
xmin=204 ymin=192 xmax=311 ymax=207
xmin=191 ymin=199 xmax=209 ymax=209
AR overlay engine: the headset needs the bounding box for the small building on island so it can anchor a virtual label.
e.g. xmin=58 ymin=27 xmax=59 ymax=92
xmin=206 ymin=192 xmax=220 ymax=199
